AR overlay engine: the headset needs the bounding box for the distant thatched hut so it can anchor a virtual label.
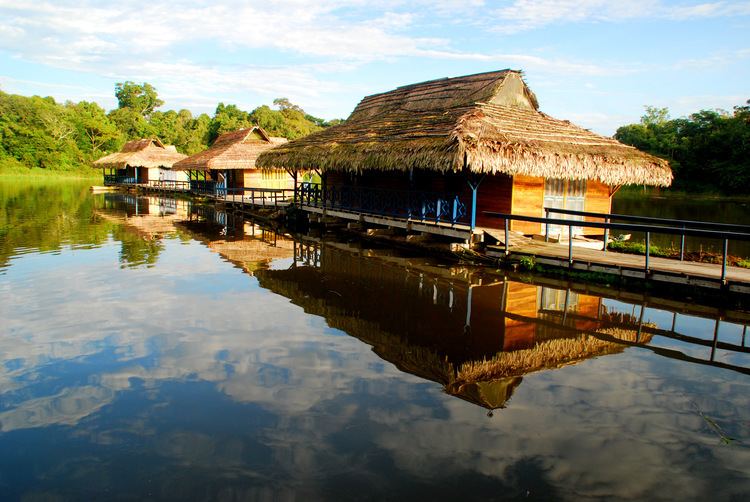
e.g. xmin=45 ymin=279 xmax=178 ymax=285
xmin=172 ymin=127 xmax=288 ymax=194
xmin=94 ymin=138 xmax=188 ymax=185
xmin=257 ymin=70 xmax=672 ymax=241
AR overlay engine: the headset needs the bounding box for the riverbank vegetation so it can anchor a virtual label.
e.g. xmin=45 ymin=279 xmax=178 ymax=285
xmin=615 ymin=101 xmax=750 ymax=193
xmin=0 ymin=82 xmax=339 ymax=176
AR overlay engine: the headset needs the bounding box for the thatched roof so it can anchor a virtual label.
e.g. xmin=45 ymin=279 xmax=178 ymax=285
xmin=93 ymin=138 xmax=187 ymax=169
xmin=257 ymin=70 xmax=672 ymax=186
xmin=173 ymin=126 xmax=288 ymax=171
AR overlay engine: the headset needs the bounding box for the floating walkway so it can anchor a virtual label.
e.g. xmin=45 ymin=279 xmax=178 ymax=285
xmin=488 ymin=238 xmax=750 ymax=294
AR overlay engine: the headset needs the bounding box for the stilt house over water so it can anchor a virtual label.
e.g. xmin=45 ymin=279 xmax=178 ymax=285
xmin=172 ymin=126 xmax=289 ymax=194
xmin=95 ymin=138 xmax=188 ymax=185
xmin=257 ymin=69 xmax=672 ymax=242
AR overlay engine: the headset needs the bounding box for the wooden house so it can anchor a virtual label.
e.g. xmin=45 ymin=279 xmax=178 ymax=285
xmin=95 ymin=138 xmax=188 ymax=186
xmin=172 ymin=127 xmax=289 ymax=194
xmin=257 ymin=70 xmax=672 ymax=242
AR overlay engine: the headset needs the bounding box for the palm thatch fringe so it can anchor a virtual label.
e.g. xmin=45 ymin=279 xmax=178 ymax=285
xmin=94 ymin=138 xmax=187 ymax=169
xmin=257 ymin=70 xmax=672 ymax=186
xmin=173 ymin=126 xmax=288 ymax=171
xmin=454 ymin=327 xmax=653 ymax=384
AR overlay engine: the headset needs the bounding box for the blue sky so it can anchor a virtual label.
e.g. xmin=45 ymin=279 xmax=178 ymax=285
xmin=0 ymin=0 xmax=748 ymax=134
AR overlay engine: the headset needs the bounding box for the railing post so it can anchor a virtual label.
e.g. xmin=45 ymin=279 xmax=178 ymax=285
xmin=603 ymin=217 xmax=609 ymax=252
xmin=680 ymin=227 xmax=685 ymax=261
xmin=436 ymin=199 xmax=441 ymax=223
xmin=544 ymin=208 xmax=550 ymax=242
xmin=504 ymin=218 xmax=509 ymax=255
xmin=470 ymin=184 xmax=478 ymax=230
xmin=721 ymin=238 xmax=728 ymax=283
xmin=710 ymin=319 xmax=720 ymax=361
xmin=452 ymin=196 xmax=458 ymax=224
xmin=568 ymin=225 xmax=573 ymax=266
xmin=645 ymin=231 xmax=650 ymax=273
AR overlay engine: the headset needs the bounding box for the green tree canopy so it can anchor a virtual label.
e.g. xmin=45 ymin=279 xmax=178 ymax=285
xmin=615 ymin=102 xmax=750 ymax=192
xmin=115 ymin=81 xmax=164 ymax=117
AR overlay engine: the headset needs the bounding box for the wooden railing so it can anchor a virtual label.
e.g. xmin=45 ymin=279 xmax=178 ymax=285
xmin=545 ymin=207 xmax=750 ymax=259
xmin=484 ymin=210 xmax=750 ymax=282
xmin=298 ymin=182 xmax=470 ymax=226
xmin=219 ymin=187 xmax=296 ymax=209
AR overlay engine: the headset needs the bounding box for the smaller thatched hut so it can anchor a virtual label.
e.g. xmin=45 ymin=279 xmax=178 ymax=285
xmin=172 ymin=127 xmax=289 ymax=194
xmin=94 ymin=138 xmax=188 ymax=185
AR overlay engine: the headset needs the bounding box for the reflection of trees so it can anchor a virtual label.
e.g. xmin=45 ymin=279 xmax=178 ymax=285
xmin=0 ymin=180 xmax=114 ymax=268
xmin=112 ymin=226 xmax=164 ymax=268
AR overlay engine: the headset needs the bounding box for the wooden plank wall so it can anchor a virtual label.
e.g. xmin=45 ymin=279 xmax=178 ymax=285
xmin=475 ymin=174 xmax=513 ymax=228
xmin=511 ymin=175 xmax=544 ymax=234
xmin=243 ymin=169 xmax=294 ymax=190
xmin=584 ymin=181 xmax=612 ymax=226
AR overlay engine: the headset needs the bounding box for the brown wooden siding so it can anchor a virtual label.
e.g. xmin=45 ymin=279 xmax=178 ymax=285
xmin=474 ymin=174 xmax=513 ymax=229
xmin=510 ymin=175 xmax=544 ymax=234
xmin=584 ymin=181 xmax=612 ymax=232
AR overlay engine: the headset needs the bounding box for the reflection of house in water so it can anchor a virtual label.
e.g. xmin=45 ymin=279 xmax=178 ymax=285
xmin=255 ymin=240 xmax=650 ymax=411
xmin=97 ymin=193 xmax=191 ymax=237
xmin=176 ymin=216 xmax=295 ymax=275
xmin=96 ymin=193 xmax=193 ymax=267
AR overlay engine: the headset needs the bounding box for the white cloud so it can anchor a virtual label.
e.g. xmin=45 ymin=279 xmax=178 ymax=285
xmin=490 ymin=0 xmax=750 ymax=33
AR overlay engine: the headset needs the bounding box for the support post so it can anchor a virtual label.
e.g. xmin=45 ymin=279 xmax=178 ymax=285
xmin=721 ymin=238 xmax=728 ymax=283
xmin=504 ymin=218 xmax=509 ymax=255
xmin=680 ymin=229 xmax=686 ymax=261
xmin=636 ymin=303 xmax=645 ymax=343
xmin=645 ymin=231 xmax=650 ymax=273
xmin=544 ymin=208 xmax=550 ymax=242
xmin=710 ymin=319 xmax=720 ymax=361
xmin=568 ymin=225 xmax=573 ymax=266
xmin=603 ymin=217 xmax=609 ymax=252
xmin=466 ymin=174 xmax=484 ymax=231
xmin=293 ymin=171 xmax=298 ymax=204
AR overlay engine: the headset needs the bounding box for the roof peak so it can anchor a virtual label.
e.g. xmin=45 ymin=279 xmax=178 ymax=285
xmin=348 ymin=69 xmax=537 ymax=122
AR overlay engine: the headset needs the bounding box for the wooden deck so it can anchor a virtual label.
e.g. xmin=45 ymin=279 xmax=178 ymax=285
xmin=487 ymin=239 xmax=750 ymax=293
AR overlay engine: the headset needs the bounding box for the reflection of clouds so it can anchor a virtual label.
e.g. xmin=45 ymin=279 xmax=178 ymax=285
xmin=2 ymin=237 xmax=750 ymax=498
xmin=0 ymin=385 xmax=115 ymax=432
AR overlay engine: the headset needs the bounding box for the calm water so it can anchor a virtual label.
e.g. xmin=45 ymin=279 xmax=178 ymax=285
xmin=1 ymin=181 xmax=749 ymax=501
xmin=613 ymin=191 xmax=750 ymax=257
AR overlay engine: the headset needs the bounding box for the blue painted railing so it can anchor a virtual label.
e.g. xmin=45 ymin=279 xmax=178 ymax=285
xmin=298 ymin=182 xmax=470 ymax=226
xmin=104 ymin=175 xmax=137 ymax=185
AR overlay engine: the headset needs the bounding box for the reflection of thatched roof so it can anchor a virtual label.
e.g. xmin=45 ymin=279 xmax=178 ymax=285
xmin=94 ymin=210 xmax=184 ymax=238
xmin=173 ymin=127 xmax=288 ymax=171
xmin=206 ymin=238 xmax=294 ymax=274
xmin=94 ymin=138 xmax=187 ymax=169
xmin=454 ymin=327 xmax=654 ymax=385
xmin=258 ymin=70 xmax=672 ymax=186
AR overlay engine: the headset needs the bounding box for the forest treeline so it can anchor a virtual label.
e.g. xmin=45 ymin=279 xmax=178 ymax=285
xmin=0 ymin=81 xmax=341 ymax=173
xmin=1 ymin=80 xmax=748 ymax=193
xmin=615 ymin=102 xmax=750 ymax=193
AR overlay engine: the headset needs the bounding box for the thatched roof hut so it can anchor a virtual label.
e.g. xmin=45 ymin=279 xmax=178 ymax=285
xmin=94 ymin=138 xmax=187 ymax=169
xmin=257 ymin=70 xmax=671 ymax=187
xmin=173 ymin=127 xmax=288 ymax=172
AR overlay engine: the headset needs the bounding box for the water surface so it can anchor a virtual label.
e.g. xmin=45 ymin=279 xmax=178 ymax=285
xmin=1 ymin=181 xmax=749 ymax=501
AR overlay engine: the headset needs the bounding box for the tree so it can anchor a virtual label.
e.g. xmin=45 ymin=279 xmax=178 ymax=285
xmin=115 ymin=81 xmax=164 ymax=117
xmin=69 ymin=101 xmax=120 ymax=155
xmin=208 ymin=103 xmax=252 ymax=143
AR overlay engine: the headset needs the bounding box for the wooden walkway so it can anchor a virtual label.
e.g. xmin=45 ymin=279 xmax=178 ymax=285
xmin=487 ymin=239 xmax=750 ymax=293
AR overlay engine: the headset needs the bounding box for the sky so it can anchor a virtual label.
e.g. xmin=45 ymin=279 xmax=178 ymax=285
xmin=0 ymin=0 xmax=748 ymax=135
